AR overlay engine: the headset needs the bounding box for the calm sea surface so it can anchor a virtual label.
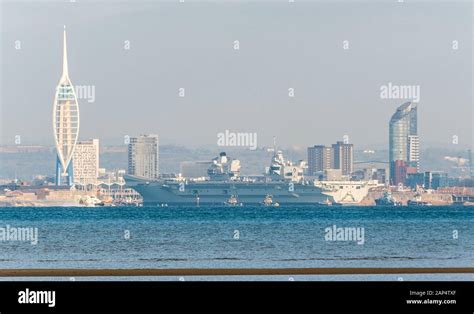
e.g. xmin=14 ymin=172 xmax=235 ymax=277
xmin=0 ymin=205 xmax=472 ymax=273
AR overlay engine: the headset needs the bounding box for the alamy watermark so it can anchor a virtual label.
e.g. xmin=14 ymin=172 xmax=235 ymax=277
xmin=18 ymin=288 xmax=55 ymax=308
xmin=75 ymin=85 xmax=95 ymax=103
xmin=380 ymin=82 xmax=420 ymax=102
xmin=217 ymin=130 xmax=257 ymax=150
xmin=0 ymin=225 xmax=38 ymax=245
xmin=56 ymin=85 xmax=95 ymax=103
xmin=324 ymin=224 xmax=365 ymax=245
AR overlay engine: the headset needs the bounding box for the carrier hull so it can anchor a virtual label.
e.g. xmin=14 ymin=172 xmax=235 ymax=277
xmin=130 ymin=180 xmax=329 ymax=205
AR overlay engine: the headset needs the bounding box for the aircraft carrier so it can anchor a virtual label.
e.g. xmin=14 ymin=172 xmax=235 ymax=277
xmin=127 ymin=151 xmax=373 ymax=206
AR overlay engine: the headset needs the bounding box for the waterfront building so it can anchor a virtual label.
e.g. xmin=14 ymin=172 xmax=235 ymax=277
xmin=353 ymin=161 xmax=389 ymax=185
xmin=424 ymin=171 xmax=432 ymax=189
xmin=332 ymin=141 xmax=353 ymax=176
xmin=406 ymin=172 xmax=425 ymax=189
xmin=389 ymin=102 xmax=418 ymax=185
xmin=408 ymin=135 xmax=420 ymax=172
xmin=469 ymin=149 xmax=473 ymax=179
xmin=324 ymin=169 xmax=343 ymax=181
xmin=53 ymin=27 xmax=80 ymax=186
xmin=128 ymin=135 xmax=159 ymax=179
xmin=431 ymin=172 xmax=448 ymax=189
xmin=73 ymin=139 xmax=99 ymax=185
xmin=419 ymin=171 xmax=449 ymax=190
xmin=307 ymin=145 xmax=334 ymax=175
xmin=392 ymin=160 xmax=408 ymax=186
xmin=307 ymin=142 xmax=353 ymax=176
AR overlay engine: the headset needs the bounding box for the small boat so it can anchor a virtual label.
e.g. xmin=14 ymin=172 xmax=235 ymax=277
xmin=225 ymin=195 xmax=241 ymax=206
xmin=407 ymin=193 xmax=432 ymax=206
xmin=375 ymin=192 xmax=402 ymax=206
xmin=263 ymin=195 xmax=279 ymax=207
xmin=407 ymin=199 xmax=432 ymax=206
xmin=319 ymin=197 xmax=333 ymax=206
xmin=79 ymin=195 xmax=104 ymax=207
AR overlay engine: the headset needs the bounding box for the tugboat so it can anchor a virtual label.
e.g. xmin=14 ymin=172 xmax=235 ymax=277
xmin=375 ymin=192 xmax=402 ymax=206
xmin=263 ymin=195 xmax=280 ymax=207
xmin=407 ymin=197 xmax=432 ymax=206
xmin=407 ymin=193 xmax=432 ymax=206
xmin=225 ymin=195 xmax=242 ymax=206
xmin=319 ymin=197 xmax=333 ymax=206
xmin=407 ymin=199 xmax=432 ymax=206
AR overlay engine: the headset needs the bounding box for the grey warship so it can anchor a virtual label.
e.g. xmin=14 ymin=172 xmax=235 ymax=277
xmin=127 ymin=151 xmax=330 ymax=205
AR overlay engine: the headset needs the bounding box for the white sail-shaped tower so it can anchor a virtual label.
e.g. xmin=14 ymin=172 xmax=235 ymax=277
xmin=53 ymin=26 xmax=80 ymax=186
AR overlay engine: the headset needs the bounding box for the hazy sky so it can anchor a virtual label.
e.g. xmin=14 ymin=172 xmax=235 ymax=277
xmin=1 ymin=0 xmax=472 ymax=150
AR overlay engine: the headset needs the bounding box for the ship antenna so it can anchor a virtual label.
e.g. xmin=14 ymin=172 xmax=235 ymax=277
xmin=273 ymin=136 xmax=277 ymax=152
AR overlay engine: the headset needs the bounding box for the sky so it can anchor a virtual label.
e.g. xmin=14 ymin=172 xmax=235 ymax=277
xmin=0 ymin=0 xmax=472 ymax=150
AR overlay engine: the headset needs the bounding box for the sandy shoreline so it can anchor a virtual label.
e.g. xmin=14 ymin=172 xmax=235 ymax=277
xmin=0 ymin=268 xmax=472 ymax=277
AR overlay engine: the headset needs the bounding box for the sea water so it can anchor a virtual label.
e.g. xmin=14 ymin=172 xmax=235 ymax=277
xmin=0 ymin=205 xmax=472 ymax=280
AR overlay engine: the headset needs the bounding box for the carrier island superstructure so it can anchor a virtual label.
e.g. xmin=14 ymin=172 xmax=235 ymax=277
xmin=127 ymin=151 xmax=378 ymax=205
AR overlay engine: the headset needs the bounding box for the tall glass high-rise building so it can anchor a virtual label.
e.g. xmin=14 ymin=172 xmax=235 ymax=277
xmin=389 ymin=102 xmax=418 ymax=185
xmin=53 ymin=27 xmax=80 ymax=186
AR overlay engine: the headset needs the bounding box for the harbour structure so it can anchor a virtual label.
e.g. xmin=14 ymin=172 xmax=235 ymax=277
xmin=389 ymin=102 xmax=419 ymax=185
xmin=53 ymin=26 xmax=80 ymax=186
